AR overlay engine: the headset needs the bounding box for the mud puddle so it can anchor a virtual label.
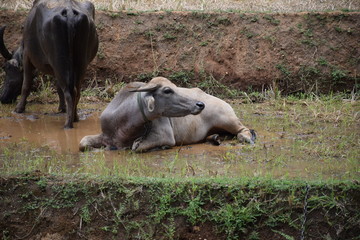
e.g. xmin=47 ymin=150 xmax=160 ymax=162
xmin=0 ymin=110 xmax=100 ymax=153
xmin=1 ymin=101 xmax=359 ymax=180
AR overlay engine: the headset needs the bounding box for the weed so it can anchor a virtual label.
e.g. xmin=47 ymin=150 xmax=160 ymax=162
xmin=163 ymin=33 xmax=177 ymax=40
xmin=80 ymin=205 xmax=91 ymax=223
xmin=263 ymin=35 xmax=276 ymax=44
xmin=2 ymin=231 xmax=10 ymax=240
xmin=250 ymin=16 xmax=259 ymax=23
xmin=249 ymin=231 xmax=260 ymax=240
xmin=191 ymin=11 xmax=210 ymax=20
xmin=317 ymin=57 xmax=329 ymax=66
xmin=272 ymin=230 xmax=295 ymax=240
xmin=263 ymin=15 xmax=280 ymax=25
xmin=168 ymin=70 xmax=193 ymax=86
xmin=126 ymin=12 xmax=139 ymax=16
xmin=36 ymin=177 xmax=48 ymax=190
xmin=108 ymin=12 xmax=122 ymax=18
xmin=241 ymin=28 xmax=257 ymax=38
xmin=331 ymin=68 xmax=348 ymax=84
xmin=276 ymin=63 xmax=292 ymax=80
xmin=137 ymin=72 xmax=157 ymax=82
xmin=163 ymin=217 xmax=176 ymax=239
xmin=181 ymin=194 xmax=205 ymax=225
xmin=217 ymin=17 xmax=231 ymax=26
xmin=199 ymin=41 xmax=209 ymax=46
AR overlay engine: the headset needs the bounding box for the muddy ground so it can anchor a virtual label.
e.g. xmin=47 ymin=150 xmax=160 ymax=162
xmin=0 ymin=10 xmax=359 ymax=93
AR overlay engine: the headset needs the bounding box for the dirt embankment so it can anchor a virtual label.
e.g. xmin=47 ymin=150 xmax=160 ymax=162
xmin=1 ymin=174 xmax=360 ymax=240
xmin=0 ymin=10 xmax=359 ymax=93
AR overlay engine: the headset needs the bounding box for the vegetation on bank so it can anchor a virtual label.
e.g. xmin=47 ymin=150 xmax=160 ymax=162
xmin=1 ymin=173 xmax=359 ymax=240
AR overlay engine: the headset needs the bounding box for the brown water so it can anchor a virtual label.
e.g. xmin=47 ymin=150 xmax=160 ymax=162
xmin=0 ymin=111 xmax=100 ymax=153
xmin=1 ymin=101 xmax=359 ymax=180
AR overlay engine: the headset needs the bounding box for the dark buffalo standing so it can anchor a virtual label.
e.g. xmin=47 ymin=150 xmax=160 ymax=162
xmin=0 ymin=0 xmax=99 ymax=128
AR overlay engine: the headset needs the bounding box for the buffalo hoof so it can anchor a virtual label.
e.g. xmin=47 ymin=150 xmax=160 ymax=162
xmin=132 ymin=137 xmax=143 ymax=151
xmin=64 ymin=123 xmax=74 ymax=129
xmin=14 ymin=106 xmax=25 ymax=113
xmin=206 ymin=134 xmax=221 ymax=146
xmin=250 ymin=129 xmax=257 ymax=143
xmin=238 ymin=129 xmax=256 ymax=145
xmin=58 ymin=107 xmax=66 ymax=113
xmin=74 ymin=114 xmax=80 ymax=122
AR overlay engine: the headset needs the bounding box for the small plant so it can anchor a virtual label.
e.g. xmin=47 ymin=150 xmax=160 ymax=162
xmin=126 ymin=12 xmax=139 ymax=16
xmin=263 ymin=15 xmax=280 ymax=25
xmin=36 ymin=177 xmax=48 ymax=190
xmin=272 ymin=230 xmax=295 ymax=240
xmin=163 ymin=33 xmax=177 ymax=40
xmin=241 ymin=27 xmax=257 ymax=39
xmin=331 ymin=68 xmax=348 ymax=84
xmin=217 ymin=17 xmax=231 ymax=26
xmin=199 ymin=41 xmax=208 ymax=46
xmin=317 ymin=57 xmax=329 ymax=66
xmin=80 ymin=205 xmax=91 ymax=224
xmin=198 ymin=73 xmax=240 ymax=98
xmin=263 ymin=35 xmax=276 ymax=44
xmin=276 ymin=63 xmax=292 ymax=77
xmin=108 ymin=12 xmax=122 ymax=18
xmin=249 ymin=16 xmax=259 ymax=23
xmin=168 ymin=70 xmax=193 ymax=86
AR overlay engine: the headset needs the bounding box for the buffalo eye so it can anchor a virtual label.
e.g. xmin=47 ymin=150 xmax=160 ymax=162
xmin=163 ymin=87 xmax=174 ymax=94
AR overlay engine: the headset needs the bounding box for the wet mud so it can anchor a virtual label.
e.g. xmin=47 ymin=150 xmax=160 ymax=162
xmin=0 ymin=101 xmax=359 ymax=180
xmin=0 ymin=105 xmax=102 ymax=153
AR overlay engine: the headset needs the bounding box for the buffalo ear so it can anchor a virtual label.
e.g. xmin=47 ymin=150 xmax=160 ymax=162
xmin=129 ymin=83 xmax=161 ymax=92
xmin=145 ymin=96 xmax=155 ymax=112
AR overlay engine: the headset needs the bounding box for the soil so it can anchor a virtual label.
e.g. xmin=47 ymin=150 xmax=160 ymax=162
xmin=1 ymin=173 xmax=359 ymax=240
xmin=0 ymin=10 xmax=359 ymax=94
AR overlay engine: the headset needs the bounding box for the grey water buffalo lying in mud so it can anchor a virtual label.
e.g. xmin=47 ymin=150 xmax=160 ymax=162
xmin=0 ymin=0 xmax=98 ymax=128
xmin=79 ymin=77 xmax=256 ymax=152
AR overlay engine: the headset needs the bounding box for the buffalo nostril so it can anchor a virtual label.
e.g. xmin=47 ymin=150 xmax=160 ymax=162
xmin=196 ymin=102 xmax=205 ymax=109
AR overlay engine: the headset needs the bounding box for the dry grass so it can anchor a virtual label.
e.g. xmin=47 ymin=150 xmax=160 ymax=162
xmin=1 ymin=0 xmax=359 ymax=12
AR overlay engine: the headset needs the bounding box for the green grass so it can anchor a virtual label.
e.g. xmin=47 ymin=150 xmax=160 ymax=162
xmin=1 ymin=91 xmax=358 ymax=180
xmin=1 ymin=174 xmax=359 ymax=239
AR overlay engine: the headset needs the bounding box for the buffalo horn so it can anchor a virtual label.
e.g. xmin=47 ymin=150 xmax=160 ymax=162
xmin=129 ymin=84 xmax=161 ymax=92
xmin=0 ymin=26 xmax=13 ymax=60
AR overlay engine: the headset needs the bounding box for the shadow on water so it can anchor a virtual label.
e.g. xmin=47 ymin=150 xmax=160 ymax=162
xmin=0 ymin=100 xmax=359 ymax=180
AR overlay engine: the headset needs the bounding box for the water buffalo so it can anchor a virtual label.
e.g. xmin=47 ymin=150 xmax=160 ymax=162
xmin=79 ymin=77 xmax=256 ymax=152
xmin=0 ymin=0 xmax=99 ymax=128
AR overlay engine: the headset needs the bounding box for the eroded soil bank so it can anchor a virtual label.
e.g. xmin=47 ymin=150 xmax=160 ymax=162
xmin=1 ymin=173 xmax=360 ymax=240
xmin=0 ymin=10 xmax=359 ymax=93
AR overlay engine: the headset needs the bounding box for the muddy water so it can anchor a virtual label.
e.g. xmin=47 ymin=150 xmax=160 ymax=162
xmin=1 ymin=102 xmax=359 ymax=180
xmin=0 ymin=111 xmax=100 ymax=153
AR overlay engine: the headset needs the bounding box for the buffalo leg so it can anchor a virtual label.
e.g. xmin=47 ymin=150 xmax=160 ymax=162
xmin=132 ymin=118 xmax=176 ymax=152
xmin=63 ymin=86 xmax=75 ymax=129
xmin=56 ymin=85 xmax=66 ymax=113
xmin=14 ymin=57 xmax=34 ymax=113
xmin=73 ymin=74 xmax=84 ymax=122
xmin=216 ymin=115 xmax=255 ymax=144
